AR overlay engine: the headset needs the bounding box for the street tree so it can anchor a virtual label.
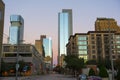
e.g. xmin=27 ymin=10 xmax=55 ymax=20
xmin=64 ymin=55 xmax=84 ymax=74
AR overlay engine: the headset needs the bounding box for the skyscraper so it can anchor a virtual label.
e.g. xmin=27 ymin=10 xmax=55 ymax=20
xmin=58 ymin=9 xmax=73 ymax=65
xmin=0 ymin=0 xmax=5 ymax=73
xmin=9 ymin=15 xmax=24 ymax=44
xmin=35 ymin=35 xmax=53 ymax=69
xmin=35 ymin=35 xmax=46 ymax=57
xmin=43 ymin=38 xmax=52 ymax=58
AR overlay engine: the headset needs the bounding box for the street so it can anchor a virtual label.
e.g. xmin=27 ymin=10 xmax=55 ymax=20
xmin=0 ymin=72 xmax=76 ymax=80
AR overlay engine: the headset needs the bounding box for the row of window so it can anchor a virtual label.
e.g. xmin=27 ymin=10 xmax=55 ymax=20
xmin=92 ymin=55 xmax=120 ymax=59
xmin=4 ymin=53 xmax=32 ymax=57
xmin=3 ymin=46 xmax=30 ymax=52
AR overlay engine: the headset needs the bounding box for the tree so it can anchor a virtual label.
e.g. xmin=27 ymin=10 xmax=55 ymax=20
xmin=89 ymin=68 xmax=96 ymax=76
xmin=64 ymin=55 xmax=84 ymax=73
xmin=114 ymin=59 xmax=120 ymax=80
xmin=99 ymin=66 xmax=108 ymax=78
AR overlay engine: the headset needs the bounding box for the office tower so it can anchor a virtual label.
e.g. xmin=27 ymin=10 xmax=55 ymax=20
xmin=35 ymin=35 xmax=53 ymax=69
xmin=0 ymin=0 xmax=5 ymax=73
xmin=43 ymin=38 xmax=52 ymax=69
xmin=43 ymin=38 xmax=52 ymax=58
xmin=95 ymin=18 xmax=120 ymax=33
xmin=58 ymin=9 xmax=73 ymax=64
xmin=9 ymin=15 xmax=24 ymax=44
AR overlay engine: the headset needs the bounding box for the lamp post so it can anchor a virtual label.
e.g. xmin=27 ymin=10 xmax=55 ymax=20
xmin=15 ymin=40 xmax=20 ymax=80
xmin=108 ymin=20 xmax=114 ymax=80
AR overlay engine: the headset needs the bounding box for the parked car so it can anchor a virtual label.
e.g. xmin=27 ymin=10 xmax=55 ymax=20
xmin=78 ymin=74 xmax=87 ymax=80
xmin=88 ymin=76 xmax=102 ymax=80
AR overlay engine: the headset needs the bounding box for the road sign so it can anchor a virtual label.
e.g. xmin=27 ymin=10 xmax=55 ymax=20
xmin=16 ymin=64 xmax=19 ymax=71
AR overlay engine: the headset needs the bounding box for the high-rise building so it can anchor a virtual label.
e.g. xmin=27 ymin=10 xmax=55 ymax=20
xmin=35 ymin=35 xmax=46 ymax=57
xmin=43 ymin=37 xmax=52 ymax=69
xmin=43 ymin=38 xmax=52 ymax=57
xmin=9 ymin=15 xmax=24 ymax=44
xmin=0 ymin=0 xmax=5 ymax=73
xmin=95 ymin=18 xmax=120 ymax=33
xmin=58 ymin=9 xmax=73 ymax=64
xmin=35 ymin=35 xmax=53 ymax=69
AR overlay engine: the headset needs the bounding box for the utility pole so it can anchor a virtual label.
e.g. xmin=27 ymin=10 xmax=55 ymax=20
xmin=15 ymin=41 xmax=20 ymax=80
xmin=108 ymin=20 xmax=114 ymax=80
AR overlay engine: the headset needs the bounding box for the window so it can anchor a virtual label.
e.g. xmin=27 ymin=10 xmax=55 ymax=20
xmin=112 ymin=56 xmax=115 ymax=59
xmin=3 ymin=46 xmax=10 ymax=52
xmin=92 ymin=55 xmax=96 ymax=59
xmin=92 ymin=45 xmax=95 ymax=49
xmin=78 ymin=36 xmax=87 ymax=40
xmin=91 ymin=41 xmax=95 ymax=44
xmin=78 ymin=41 xmax=87 ymax=45
xmin=92 ymin=50 xmax=95 ymax=54
xmin=116 ymin=41 xmax=120 ymax=44
xmin=79 ymin=51 xmax=87 ymax=54
xmin=78 ymin=46 xmax=87 ymax=49
xmin=117 ymin=46 xmax=120 ymax=48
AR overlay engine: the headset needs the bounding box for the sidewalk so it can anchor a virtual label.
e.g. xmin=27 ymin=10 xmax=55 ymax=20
xmin=0 ymin=76 xmax=31 ymax=80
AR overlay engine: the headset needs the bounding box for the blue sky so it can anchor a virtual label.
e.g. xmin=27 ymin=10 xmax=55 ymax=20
xmin=3 ymin=0 xmax=120 ymax=64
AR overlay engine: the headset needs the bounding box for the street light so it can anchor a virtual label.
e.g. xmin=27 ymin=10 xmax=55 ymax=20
xmin=15 ymin=40 xmax=21 ymax=80
xmin=108 ymin=20 xmax=114 ymax=80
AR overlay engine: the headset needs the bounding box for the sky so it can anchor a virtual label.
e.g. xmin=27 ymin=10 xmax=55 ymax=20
xmin=3 ymin=0 xmax=120 ymax=65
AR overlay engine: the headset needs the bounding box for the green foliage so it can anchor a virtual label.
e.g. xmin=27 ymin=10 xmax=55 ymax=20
xmin=99 ymin=66 xmax=108 ymax=78
xmin=114 ymin=59 xmax=120 ymax=69
xmin=89 ymin=68 xmax=96 ymax=76
xmin=64 ymin=55 xmax=84 ymax=71
xmin=116 ymin=68 xmax=120 ymax=80
xmin=53 ymin=65 xmax=64 ymax=74
xmin=114 ymin=59 xmax=120 ymax=80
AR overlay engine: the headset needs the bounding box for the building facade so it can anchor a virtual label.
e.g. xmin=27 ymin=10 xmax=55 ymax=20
xmin=95 ymin=18 xmax=120 ymax=33
xmin=58 ymin=9 xmax=73 ymax=65
xmin=2 ymin=44 xmax=45 ymax=76
xmin=0 ymin=0 xmax=5 ymax=73
xmin=9 ymin=15 xmax=24 ymax=44
xmin=67 ymin=31 xmax=120 ymax=62
xmin=66 ymin=33 xmax=88 ymax=61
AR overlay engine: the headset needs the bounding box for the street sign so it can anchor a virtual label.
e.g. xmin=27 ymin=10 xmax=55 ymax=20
xmin=16 ymin=64 xmax=19 ymax=71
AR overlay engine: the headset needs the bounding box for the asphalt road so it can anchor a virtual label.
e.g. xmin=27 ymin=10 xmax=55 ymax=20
xmin=0 ymin=73 xmax=76 ymax=80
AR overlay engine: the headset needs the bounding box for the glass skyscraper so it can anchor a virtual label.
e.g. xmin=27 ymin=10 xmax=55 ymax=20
xmin=43 ymin=37 xmax=52 ymax=69
xmin=43 ymin=38 xmax=52 ymax=57
xmin=58 ymin=9 xmax=73 ymax=64
xmin=9 ymin=15 xmax=24 ymax=44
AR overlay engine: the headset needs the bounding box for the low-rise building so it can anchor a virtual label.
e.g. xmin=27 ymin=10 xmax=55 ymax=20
xmin=2 ymin=44 xmax=45 ymax=75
